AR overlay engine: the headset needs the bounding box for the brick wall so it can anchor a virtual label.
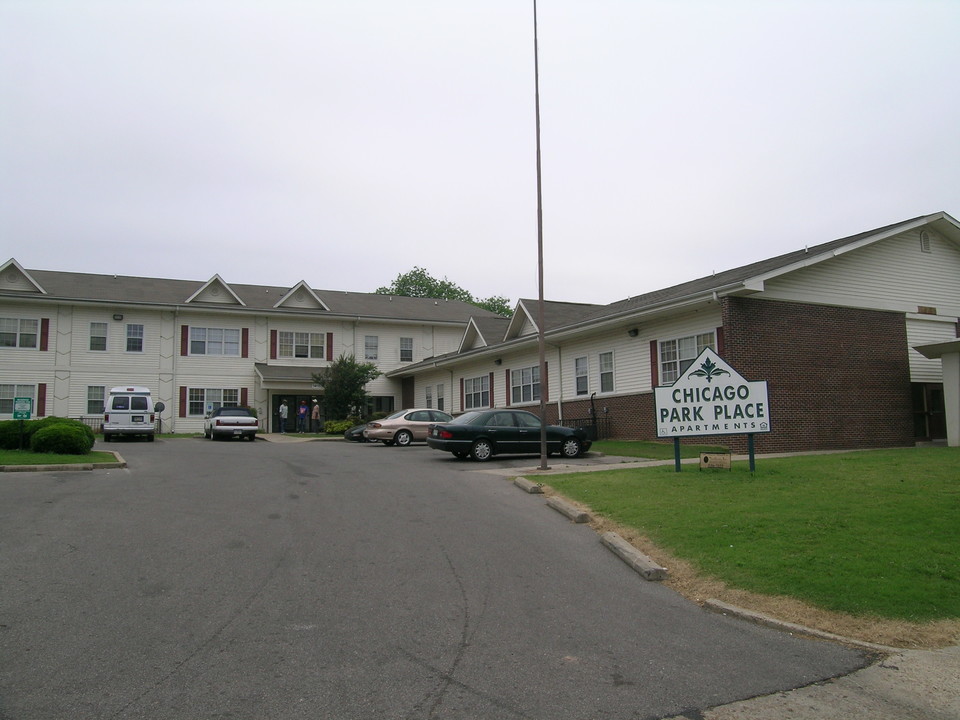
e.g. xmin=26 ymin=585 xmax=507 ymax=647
xmin=549 ymin=297 xmax=915 ymax=453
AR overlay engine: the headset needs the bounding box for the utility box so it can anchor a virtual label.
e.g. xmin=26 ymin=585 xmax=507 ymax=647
xmin=699 ymin=452 xmax=731 ymax=470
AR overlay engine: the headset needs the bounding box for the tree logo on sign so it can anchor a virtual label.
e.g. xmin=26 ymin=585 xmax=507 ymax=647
xmin=689 ymin=357 xmax=730 ymax=383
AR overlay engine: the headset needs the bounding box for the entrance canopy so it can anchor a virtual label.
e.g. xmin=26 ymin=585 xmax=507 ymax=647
xmin=914 ymin=340 xmax=960 ymax=447
xmin=254 ymin=363 xmax=323 ymax=391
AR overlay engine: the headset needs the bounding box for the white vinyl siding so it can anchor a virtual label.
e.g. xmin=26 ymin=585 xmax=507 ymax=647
xmin=907 ymin=316 xmax=957 ymax=383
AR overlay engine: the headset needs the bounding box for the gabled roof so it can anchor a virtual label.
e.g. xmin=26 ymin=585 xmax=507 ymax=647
xmin=504 ymin=299 xmax=602 ymax=340
xmin=185 ymin=274 xmax=246 ymax=306
xmin=0 ymin=258 xmax=47 ymax=294
xmin=459 ymin=316 xmax=511 ymax=352
xmin=273 ymin=280 xmax=330 ymax=311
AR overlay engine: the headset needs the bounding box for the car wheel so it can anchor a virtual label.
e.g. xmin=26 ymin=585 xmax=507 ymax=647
xmin=394 ymin=430 xmax=413 ymax=447
xmin=560 ymin=437 xmax=582 ymax=458
xmin=470 ymin=439 xmax=494 ymax=462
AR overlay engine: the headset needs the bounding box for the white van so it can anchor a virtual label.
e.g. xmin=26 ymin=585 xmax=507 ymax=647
xmin=103 ymin=386 xmax=163 ymax=442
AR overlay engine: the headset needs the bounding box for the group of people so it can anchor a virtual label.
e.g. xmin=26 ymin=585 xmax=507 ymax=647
xmin=277 ymin=398 xmax=321 ymax=434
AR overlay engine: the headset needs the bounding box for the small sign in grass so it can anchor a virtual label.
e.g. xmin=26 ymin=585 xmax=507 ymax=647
xmin=546 ymin=447 xmax=960 ymax=623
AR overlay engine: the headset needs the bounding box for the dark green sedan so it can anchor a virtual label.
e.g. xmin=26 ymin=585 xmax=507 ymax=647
xmin=426 ymin=409 xmax=591 ymax=461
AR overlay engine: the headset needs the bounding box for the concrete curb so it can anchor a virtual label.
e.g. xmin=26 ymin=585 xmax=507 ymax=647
xmin=0 ymin=451 xmax=127 ymax=473
xmin=601 ymin=531 xmax=669 ymax=581
xmin=546 ymin=496 xmax=591 ymax=523
xmin=513 ymin=476 xmax=544 ymax=494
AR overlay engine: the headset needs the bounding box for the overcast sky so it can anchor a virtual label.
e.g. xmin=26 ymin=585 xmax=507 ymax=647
xmin=2 ymin=1 xmax=959 ymax=306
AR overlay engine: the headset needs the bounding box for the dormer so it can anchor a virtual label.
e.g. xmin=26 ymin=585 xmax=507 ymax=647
xmin=184 ymin=275 xmax=246 ymax=306
xmin=0 ymin=259 xmax=47 ymax=294
xmin=273 ymin=281 xmax=329 ymax=310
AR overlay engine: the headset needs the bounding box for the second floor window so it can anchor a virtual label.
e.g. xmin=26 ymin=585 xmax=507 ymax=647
xmin=90 ymin=322 xmax=108 ymax=351
xmin=190 ymin=327 xmax=240 ymax=356
xmin=126 ymin=324 xmax=144 ymax=353
xmin=0 ymin=318 xmax=38 ymax=348
xmin=400 ymin=337 xmax=413 ymax=362
xmin=279 ymin=331 xmax=323 ymax=359
xmin=365 ymin=335 xmax=378 ymax=361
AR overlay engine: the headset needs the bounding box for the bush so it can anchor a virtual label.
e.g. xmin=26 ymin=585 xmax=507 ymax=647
xmin=324 ymin=419 xmax=355 ymax=435
xmin=30 ymin=423 xmax=95 ymax=455
xmin=0 ymin=416 xmax=95 ymax=451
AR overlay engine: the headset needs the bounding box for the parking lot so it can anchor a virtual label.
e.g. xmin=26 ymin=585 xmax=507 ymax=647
xmin=0 ymin=437 xmax=870 ymax=719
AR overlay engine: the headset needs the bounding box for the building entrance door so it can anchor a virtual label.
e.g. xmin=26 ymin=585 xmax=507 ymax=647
xmin=912 ymin=383 xmax=946 ymax=440
xmin=271 ymin=394 xmax=324 ymax=433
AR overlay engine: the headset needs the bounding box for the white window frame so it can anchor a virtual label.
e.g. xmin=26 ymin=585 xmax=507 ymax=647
xmin=190 ymin=327 xmax=240 ymax=356
xmin=87 ymin=385 xmax=106 ymax=414
xmin=425 ymin=385 xmax=433 ymax=408
xmin=126 ymin=324 xmax=144 ymax=353
xmin=0 ymin=384 xmax=35 ymax=414
xmin=659 ymin=331 xmax=715 ymax=384
xmin=364 ymin=335 xmax=378 ymax=361
xmin=437 ymin=384 xmax=444 ymax=411
xmin=278 ymin=331 xmax=323 ymax=359
xmin=511 ymin=366 xmax=540 ymax=404
xmin=574 ymin=356 xmax=589 ymax=396
xmin=400 ymin=337 xmax=413 ymax=362
xmin=464 ymin=375 xmax=489 ymax=410
xmin=598 ymin=351 xmax=614 ymax=393
xmin=89 ymin=322 xmax=108 ymax=352
xmin=188 ymin=387 xmax=240 ymax=416
xmin=0 ymin=318 xmax=38 ymax=349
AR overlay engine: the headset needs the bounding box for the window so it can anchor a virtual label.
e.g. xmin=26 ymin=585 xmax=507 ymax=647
xmin=511 ymin=366 xmax=540 ymax=404
xmin=425 ymin=385 xmax=433 ymax=408
xmin=88 ymin=322 xmax=108 ymax=351
xmin=400 ymin=337 xmax=413 ymax=362
xmin=464 ymin=375 xmax=489 ymax=409
xmin=0 ymin=384 xmax=34 ymax=414
xmin=0 ymin=318 xmax=38 ymax=348
xmin=660 ymin=332 xmax=715 ymax=384
xmin=190 ymin=327 xmax=240 ymax=356
xmin=87 ymin=386 xmax=105 ymax=414
xmin=365 ymin=335 xmax=378 ymax=361
xmin=126 ymin=324 xmax=144 ymax=353
xmin=188 ymin=388 xmax=239 ymax=416
xmin=575 ymin=356 xmax=588 ymax=396
xmin=599 ymin=352 xmax=614 ymax=393
xmin=437 ymin=384 xmax=444 ymax=411
xmin=278 ymin=331 xmax=324 ymax=359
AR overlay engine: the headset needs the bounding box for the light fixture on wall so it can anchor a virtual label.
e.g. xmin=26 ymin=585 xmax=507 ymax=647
xmin=113 ymin=313 xmax=124 ymax=321
xmin=494 ymin=358 xmax=502 ymax=365
xmin=627 ymin=328 xmax=639 ymax=337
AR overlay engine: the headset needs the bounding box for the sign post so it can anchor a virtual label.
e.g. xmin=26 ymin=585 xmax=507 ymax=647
xmin=654 ymin=349 xmax=771 ymax=472
xmin=13 ymin=397 xmax=33 ymax=450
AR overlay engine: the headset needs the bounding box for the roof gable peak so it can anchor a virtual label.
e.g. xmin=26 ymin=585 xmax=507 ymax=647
xmin=184 ymin=274 xmax=246 ymax=306
xmin=0 ymin=258 xmax=47 ymax=294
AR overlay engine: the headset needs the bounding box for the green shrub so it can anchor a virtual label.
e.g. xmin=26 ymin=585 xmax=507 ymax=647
xmin=30 ymin=423 xmax=95 ymax=455
xmin=0 ymin=417 xmax=95 ymax=451
xmin=324 ymin=419 xmax=355 ymax=434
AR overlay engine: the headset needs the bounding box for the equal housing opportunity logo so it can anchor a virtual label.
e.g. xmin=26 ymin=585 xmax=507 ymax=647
xmin=654 ymin=348 xmax=771 ymax=438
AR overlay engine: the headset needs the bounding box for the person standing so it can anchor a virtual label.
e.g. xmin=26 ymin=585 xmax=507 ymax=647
xmin=311 ymin=399 xmax=321 ymax=434
xmin=297 ymin=400 xmax=308 ymax=433
xmin=278 ymin=399 xmax=288 ymax=434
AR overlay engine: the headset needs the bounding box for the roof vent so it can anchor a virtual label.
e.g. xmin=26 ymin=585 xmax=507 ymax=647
xmin=920 ymin=230 xmax=932 ymax=253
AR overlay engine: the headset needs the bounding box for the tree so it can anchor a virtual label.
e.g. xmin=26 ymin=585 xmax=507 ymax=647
xmin=376 ymin=266 xmax=512 ymax=317
xmin=312 ymin=354 xmax=380 ymax=420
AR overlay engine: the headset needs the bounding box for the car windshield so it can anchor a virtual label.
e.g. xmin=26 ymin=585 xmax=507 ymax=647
xmin=449 ymin=411 xmax=486 ymax=425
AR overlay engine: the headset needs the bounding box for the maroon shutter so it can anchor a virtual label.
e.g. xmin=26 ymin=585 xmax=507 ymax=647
xmin=240 ymin=387 xmax=248 ymax=406
xmin=716 ymin=326 xmax=725 ymax=356
xmin=180 ymin=326 xmax=189 ymax=356
xmin=505 ymin=369 xmax=511 ymax=406
xmin=37 ymin=383 xmax=47 ymax=416
xmin=650 ymin=341 xmax=659 ymax=388
xmin=270 ymin=330 xmax=278 ymax=360
xmin=242 ymin=328 xmax=249 ymax=358
xmin=460 ymin=377 xmax=465 ymax=411
xmin=488 ymin=372 xmax=494 ymax=408
xmin=542 ymin=361 xmax=548 ymax=402
xmin=179 ymin=386 xmax=187 ymax=417
xmin=326 ymin=332 xmax=333 ymax=361
xmin=40 ymin=319 xmax=49 ymax=351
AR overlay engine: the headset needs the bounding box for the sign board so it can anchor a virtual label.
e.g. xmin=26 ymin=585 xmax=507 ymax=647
xmin=13 ymin=396 xmax=33 ymax=420
xmin=655 ymin=348 xmax=770 ymax=438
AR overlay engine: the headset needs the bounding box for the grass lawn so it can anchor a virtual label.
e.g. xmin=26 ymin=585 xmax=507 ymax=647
xmin=0 ymin=448 xmax=120 ymax=465
xmin=546 ymin=447 xmax=960 ymax=624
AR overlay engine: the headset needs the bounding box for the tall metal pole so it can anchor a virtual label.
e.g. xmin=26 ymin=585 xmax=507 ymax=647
xmin=533 ymin=0 xmax=548 ymax=470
